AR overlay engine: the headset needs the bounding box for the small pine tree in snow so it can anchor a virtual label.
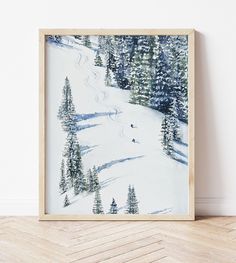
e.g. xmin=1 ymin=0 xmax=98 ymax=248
xmin=57 ymin=77 xmax=77 ymax=133
xmin=126 ymin=185 xmax=139 ymax=214
xmin=82 ymin=36 xmax=91 ymax=48
xmin=92 ymin=166 xmax=100 ymax=190
xmin=59 ymin=159 xmax=67 ymax=194
xmin=94 ymin=51 xmax=103 ymax=66
xmin=58 ymin=77 xmax=75 ymax=120
xmin=64 ymin=194 xmax=70 ymax=207
xmin=87 ymin=166 xmax=100 ymax=193
xmin=93 ymin=190 xmax=104 ymax=214
xmin=73 ymin=144 xmax=87 ymax=195
xmin=169 ymin=98 xmax=181 ymax=141
xmin=161 ymin=114 xmax=174 ymax=156
xmin=105 ymin=67 xmax=114 ymax=87
xmin=64 ymin=132 xmax=78 ymax=188
xmin=109 ymin=198 xmax=118 ymax=214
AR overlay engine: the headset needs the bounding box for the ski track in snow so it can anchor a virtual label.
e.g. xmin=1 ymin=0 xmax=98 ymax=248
xmin=84 ymin=66 xmax=127 ymax=140
xmin=46 ymin=37 xmax=189 ymax=215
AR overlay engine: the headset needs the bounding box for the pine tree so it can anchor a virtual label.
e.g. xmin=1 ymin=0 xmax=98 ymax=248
xmin=98 ymin=35 xmax=105 ymax=53
xmin=126 ymin=185 xmax=139 ymax=214
xmin=58 ymin=77 xmax=75 ymax=120
xmin=64 ymin=132 xmax=78 ymax=188
xmin=161 ymin=114 xmax=174 ymax=156
xmin=82 ymin=36 xmax=91 ymax=48
xmin=59 ymin=159 xmax=67 ymax=194
xmin=87 ymin=166 xmax=100 ymax=192
xmin=87 ymin=169 xmax=94 ymax=192
xmin=64 ymin=194 xmax=70 ymax=207
xmin=130 ymin=36 xmax=153 ymax=106
xmin=92 ymin=190 xmax=104 ymax=214
xmin=168 ymin=36 xmax=188 ymax=122
xmin=109 ymin=198 xmax=118 ymax=214
xmin=73 ymin=144 xmax=87 ymax=195
xmin=57 ymin=77 xmax=77 ymax=133
xmin=169 ymin=98 xmax=181 ymax=141
xmin=104 ymin=36 xmax=117 ymax=76
xmin=94 ymin=51 xmax=103 ymax=66
xmin=113 ymin=36 xmax=134 ymax=90
xmin=105 ymin=67 xmax=112 ymax=86
xmin=149 ymin=36 xmax=173 ymax=113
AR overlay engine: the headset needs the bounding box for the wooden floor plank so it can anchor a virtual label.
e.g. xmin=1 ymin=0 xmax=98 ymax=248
xmin=0 ymin=217 xmax=236 ymax=262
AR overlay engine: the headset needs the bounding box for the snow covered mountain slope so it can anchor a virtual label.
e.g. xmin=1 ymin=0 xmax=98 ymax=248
xmin=46 ymin=38 xmax=189 ymax=215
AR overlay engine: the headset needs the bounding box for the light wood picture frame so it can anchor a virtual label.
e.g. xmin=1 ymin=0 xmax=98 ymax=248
xmin=39 ymin=29 xmax=195 ymax=220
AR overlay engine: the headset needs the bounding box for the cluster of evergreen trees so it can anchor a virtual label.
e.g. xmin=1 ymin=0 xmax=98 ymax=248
xmin=96 ymin=35 xmax=187 ymax=157
xmin=90 ymin=35 xmax=188 ymax=124
xmin=160 ymin=98 xmax=181 ymax=156
xmin=92 ymin=185 xmax=139 ymax=215
xmin=58 ymin=77 xmax=102 ymax=207
xmin=80 ymin=35 xmax=187 ymax=157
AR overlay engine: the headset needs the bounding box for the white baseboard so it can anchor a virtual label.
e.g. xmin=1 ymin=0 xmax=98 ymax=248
xmin=0 ymin=198 xmax=235 ymax=216
xmin=0 ymin=199 xmax=38 ymax=216
xmin=196 ymin=197 xmax=236 ymax=216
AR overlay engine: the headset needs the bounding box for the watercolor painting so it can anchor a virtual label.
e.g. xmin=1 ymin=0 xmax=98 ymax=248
xmin=45 ymin=33 xmax=190 ymax=216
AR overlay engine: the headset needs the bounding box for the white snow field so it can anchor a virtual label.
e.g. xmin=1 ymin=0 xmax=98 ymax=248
xmin=46 ymin=36 xmax=189 ymax=215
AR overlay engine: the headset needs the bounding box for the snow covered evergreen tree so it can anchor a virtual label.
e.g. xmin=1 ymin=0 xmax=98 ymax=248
xmin=105 ymin=67 xmax=113 ymax=86
xmin=58 ymin=77 xmax=75 ymax=120
xmin=149 ymin=36 xmax=173 ymax=113
xmin=130 ymin=36 xmax=153 ymax=106
xmin=112 ymin=36 xmax=135 ymax=90
xmin=47 ymin=35 xmax=62 ymax=44
xmin=109 ymin=198 xmax=118 ymax=214
xmin=87 ymin=166 xmax=100 ymax=192
xmin=92 ymin=190 xmax=104 ymax=214
xmin=73 ymin=144 xmax=87 ymax=195
xmin=94 ymin=51 xmax=103 ymax=66
xmin=64 ymin=132 xmax=78 ymax=188
xmin=57 ymin=77 xmax=77 ymax=133
xmin=155 ymin=36 xmax=188 ymax=122
xmin=168 ymin=36 xmax=188 ymax=122
xmin=98 ymin=35 xmax=106 ymax=53
xmin=161 ymin=114 xmax=174 ymax=156
xmin=59 ymin=159 xmax=67 ymax=194
xmin=126 ymin=185 xmax=139 ymax=214
xmin=169 ymin=98 xmax=181 ymax=141
xmin=104 ymin=36 xmax=117 ymax=75
xmin=82 ymin=35 xmax=91 ymax=48
xmin=64 ymin=194 xmax=70 ymax=207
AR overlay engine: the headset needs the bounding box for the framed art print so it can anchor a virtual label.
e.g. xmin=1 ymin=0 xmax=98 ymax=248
xmin=39 ymin=29 xmax=195 ymax=220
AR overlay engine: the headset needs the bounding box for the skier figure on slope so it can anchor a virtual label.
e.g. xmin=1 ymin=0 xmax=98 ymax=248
xmin=132 ymin=138 xmax=136 ymax=143
xmin=131 ymin=124 xmax=134 ymax=128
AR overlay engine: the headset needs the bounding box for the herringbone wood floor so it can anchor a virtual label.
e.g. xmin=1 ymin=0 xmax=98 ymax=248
xmin=0 ymin=217 xmax=236 ymax=262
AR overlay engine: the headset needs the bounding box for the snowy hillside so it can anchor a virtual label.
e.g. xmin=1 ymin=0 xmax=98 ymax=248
xmin=46 ymin=36 xmax=189 ymax=215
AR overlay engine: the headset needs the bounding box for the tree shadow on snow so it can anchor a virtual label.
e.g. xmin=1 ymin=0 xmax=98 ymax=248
xmin=74 ymin=111 xmax=121 ymax=122
xmin=97 ymin=155 xmax=144 ymax=173
xmin=175 ymin=140 xmax=188 ymax=147
xmin=172 ymin=156 xmax=188 ymax=166
xmin=80 ymin=145 xmax=98 ymax=156
xmin=172 ymin=147 xmax=188 ymax=165
xmin=77 ymin=123 xmax=101 ymax=132
xmin=100 ymin=177 xmax=120 ymax=190
xmin=172 ymin=148 xmax=187 ymax=158
xmin=149 ymin=207 xmax=172 ymax=214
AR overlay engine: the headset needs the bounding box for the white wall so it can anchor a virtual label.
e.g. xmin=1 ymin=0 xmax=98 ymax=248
xmin=0 ymin=0 xmax=235 ymax=216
